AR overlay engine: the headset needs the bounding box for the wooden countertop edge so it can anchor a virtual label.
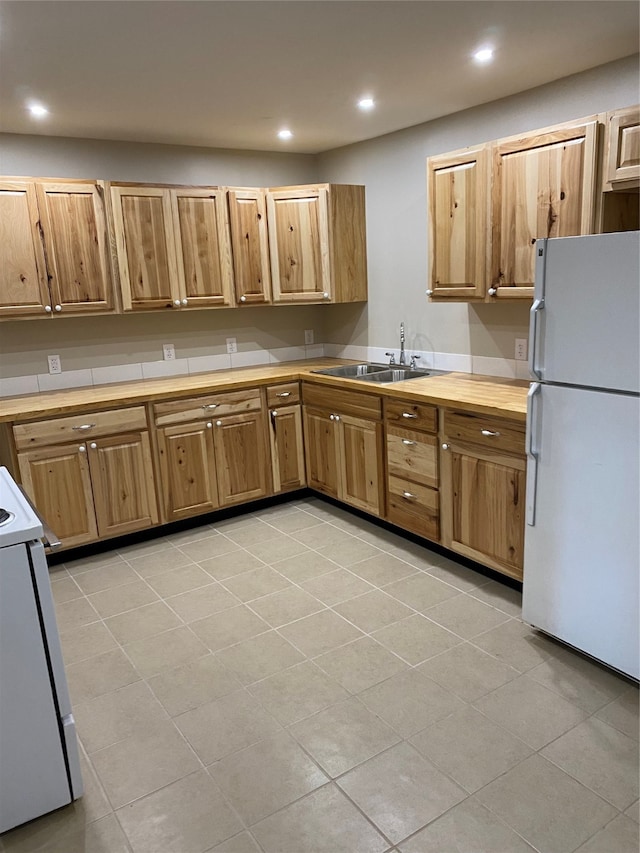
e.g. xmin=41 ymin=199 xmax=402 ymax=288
xmin=0 ymin=359 xmax=529 ymax=423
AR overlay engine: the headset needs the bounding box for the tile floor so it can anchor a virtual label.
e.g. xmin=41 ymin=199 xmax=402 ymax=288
xmin=1 ymin=497 xmax=638 ymax=853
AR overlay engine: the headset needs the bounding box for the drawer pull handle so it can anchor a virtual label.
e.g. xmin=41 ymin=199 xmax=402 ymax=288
xmin=72 ymin=423 xmax=96 ymax=431
xmin=481 ymin=429 xmax=501 ymax=437
xmin=402 ymin=412 xmax=418 ymax=419
xmin=402 ymin=491 xmax=416 ymax=500
xmin=276 ymin=392 xmax=291 ymax=398
xmin=202 ymin=404 xmax=218 ymax=410
xmin=402 ymin=439 xmax=417 ymax=446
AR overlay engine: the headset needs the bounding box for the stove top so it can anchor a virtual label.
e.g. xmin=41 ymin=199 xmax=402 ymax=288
xmin=0 ymin=468 xmax=43 ymax=548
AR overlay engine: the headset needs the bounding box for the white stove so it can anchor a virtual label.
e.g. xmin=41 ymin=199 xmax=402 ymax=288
xmin=0 ymin=466 xmax=43 ymax=547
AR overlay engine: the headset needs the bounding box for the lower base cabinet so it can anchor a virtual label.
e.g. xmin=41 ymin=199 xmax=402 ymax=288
xmin=269 ymin=405 xmax=306 ymax=493
xmin=156 ymin=422 xmax=219 ymax=520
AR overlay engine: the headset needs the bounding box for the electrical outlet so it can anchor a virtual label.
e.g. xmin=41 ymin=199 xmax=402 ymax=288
xmin=162 ymin=343 xmax=176 ymax=361
xmin=47 ymin=355 xmax=62 ymax=375
xmin=515 ymin=338 xmax=528 ymax=361
xmin=304 ymin=329 xmax=314 ymax=345
xmin=226 ymin=337 xmax=238 ymax=354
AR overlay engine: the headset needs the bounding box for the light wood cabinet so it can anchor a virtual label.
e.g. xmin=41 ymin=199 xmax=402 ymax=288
xmin=303 ymin=407 xmax=341 ymax=499
xmin=427 ymin=145 xmax=489 ymax=300
xmin=156 ymin=422 xmax=218 ymax=521
xmin=110 ymin=183 xmax=234 ymax=311
xmin=227 ymin=188 xmax=272 ymax=305
xmin=213 ymin=411 xmax=270 ymax=505
xmin=604 ymin=105 xmax=640 ymax=190
xmin=267 ymin=383 xmax=305 ymax=493
xmin=440 ymin=410 xmax=526 ymax=580
xmin=267 ymin=184 xmax=367 ymax=304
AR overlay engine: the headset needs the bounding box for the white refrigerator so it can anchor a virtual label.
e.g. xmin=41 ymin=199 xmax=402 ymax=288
xmin=523 ymin=231 xmax=639 ymax=680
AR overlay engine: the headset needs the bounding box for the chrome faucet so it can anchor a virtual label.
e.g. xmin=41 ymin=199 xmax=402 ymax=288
xmin=399 ymin=322 xmax=406 ymax=365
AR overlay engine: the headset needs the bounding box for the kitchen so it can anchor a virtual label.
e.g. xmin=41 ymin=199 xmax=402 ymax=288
xmin=0 ymin=2 xmax=639 ymax=851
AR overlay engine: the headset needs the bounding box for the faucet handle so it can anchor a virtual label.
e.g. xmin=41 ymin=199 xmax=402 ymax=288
xmin=409 ymin=354 xmax=421 ymax=369
xmin=385 ymin=352 xmax=396 ymax=365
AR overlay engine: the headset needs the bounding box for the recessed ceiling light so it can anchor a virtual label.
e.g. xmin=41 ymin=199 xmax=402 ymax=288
xmin=28 ymin=103 xmax=49 ymax=118
xmin=357 ymin=97 xmax=375 ymax=111
xmin=473 ymin=48 xmax=494 ymax=64
xmin=277 ymin=129 xmax=293 ymax=140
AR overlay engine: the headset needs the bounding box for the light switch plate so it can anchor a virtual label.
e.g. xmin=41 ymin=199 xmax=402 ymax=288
xmin=226 ymin=337 xmax=238 ymax=354
xmin=163 ymin=343 xmax=176 ymax=361
xmin=515 ymin=338 xmax=528 ymax=361
xmin=304 ymin=329 xmax=314 ymax=345
xmin=47 ymin=355 xmax=62 ymax=375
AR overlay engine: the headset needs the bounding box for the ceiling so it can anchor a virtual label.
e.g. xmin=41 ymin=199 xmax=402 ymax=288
xmin=0 ymin=1 xmax=638 ymax=154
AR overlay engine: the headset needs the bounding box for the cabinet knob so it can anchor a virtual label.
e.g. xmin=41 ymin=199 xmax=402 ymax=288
xmin=487 ymin=288 xmax=497 ymax=296
xmin=323 ymin=292 xmax=330 ymax=300
xmin=216 ymin=420 xmax=222 ymax=426
xmin=182 ymin=298 xmax=188 ymax=306
xmin=442 ymin=443 xmax=449 ymax=450
xmin=426 ymin=290 xmax=433 ymax=296
xmin=174 ymin=299 xmax=181 ymax=306
xmin=54 ymin=304 xmax=62 ymax=312
xmin=329 ymin=414 xmax=335 ymax=421
xmin=44 ymin=305 xmax=52 ymax=313
xmin=78 ymin=445 xmax=86 ymax=452
xmin=89 ymin=442 xmax=97 ymax=449
xmin=272 ymin=410 xmax=278 ymax=418
xmin=480 ymin=429 xmax=501 ymax=437
xmin=206 ymin=422 xmax=212 ymax=428
xmin=334 ymin=415 xmax=341 ymax=422
xmin=240 ymin=295 xmax=247 ymax=303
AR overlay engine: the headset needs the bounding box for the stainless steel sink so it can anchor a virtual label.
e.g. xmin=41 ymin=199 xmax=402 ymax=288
xmin=311 ymin=363 xmax=388 ymax=378
xmin=359 ymin=367 xmax=448 ymax=383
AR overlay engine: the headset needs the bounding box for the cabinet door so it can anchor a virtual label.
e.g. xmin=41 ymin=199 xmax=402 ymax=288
xmin=88 ymin=432 xmax=159 ymax=537
xmin=337 ymin=414 xmax=383 ymax=516
xmin=441 ymin=441 xmax=525 ymax=580
xmin=604 ymin=106 xmax=640 ymax=189
xmin=227 ymin=188 xmax=272 ymax=304
xmin=17 ymin=444 xmax=97 ymax=547
xmin=35 ymin=181 xmax=114 ymax=314
xmin=157 ymin=422 xmax=218 ymax=521
xmin=171 ymin=188 xmax=234 ymax=308
xmin=427 ymin=146 xmax=489 ymax=299
xmin=0 ymin=180 xmax=51 ymax=317
xmin=267 ymin=187 xmax=331 ymax=303
xmin=303 ymin=407 xmax=341 ymax=499
xmin=212 ymin=411 xmax=270 ymax=506
xmin=490 ymin=121 xmax=598 ymax=299
xmin=269 ymin=405 xmax=306 ymax=493
xmin=110 ymin=185 xmax=181 ymax=310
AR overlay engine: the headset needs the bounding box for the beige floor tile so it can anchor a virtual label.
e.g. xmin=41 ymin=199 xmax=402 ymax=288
xmin=272 ymin=550 xmax=339 ymax=583
xmin=125 ymin=547 xmax=194 ymax=578
xmin=348 ymin=553 xmax=418 ymax=587
xmin=74 ymin=680 xmax=168 ymax=753
xmin=317 ymin=537 xmax=382 ymax=567
xmin=372 ymin=614 xmax=461 ymax=665
xmin=190 ymin=605 xmax=269 ymax=651
xmin=278 ymin=609 xmax=364 ymax=657
xmin=73 ymin=562 xmax=139 ymax=595
xmin=527 ymin=645 xmax=631 ymax=713
xmin=59 ymin=621 xmax=118 ymax=666
xmin=66 ymin=648 xmax=140 ymax=704
xmin=164 ymin=523 xmax=218 ymax=546
xmin=289 ymin=697 xmax=401 ymax=777
xmin=245 ymin=535 xmax=310 ymax=564
xmin=199 ymin=549 xmax=265 ymax=581
xmin=50 ymin=576 xmax=83 ymax=604
xmin=424 ymin=556 xmax=491 ymax=593
xmin=575 ymin=814 xmax=639 ymax=853
xmin=177 ymin=535 xmax=241 ymax=563
xmin=358 ymin=669 xmax=466 ymax=738
xmin=385 ymin=540 xmax=442 ymax=571
xmin=473 ymin=619 xmax=557 ymax=672
xmin=105 ymin=601 xmax=182 ymax=645
xmin=337 ymin=741 xmax=466 ymax=845
xmin=541 ymin=717 xmax=639 ymax=810
xmin=148 ymin=654 xmax=241 ymax=717
xmin=252 ymin=783 xmax=389 ymax=853
xmin=210 ymin=730 xmax=328 ymax=825
xmin=116 ymin=770 xmax=242 ymax=853
xmin=595 ymin=686 xmax=640 ymax=741
xmin=88 ymin=580 xmax=159 ymax=619
xmin=248 ymin=586 xmax=324 ymax=627
xmin=265 ymin=511 xmax=324 ymax=534
xmin=220 ymin=566 xmax=291 ymax=602
xmin=144 ymin=563 xmax=215 ymax=598
xmin=124 ymin=626 xmax=209 ymax=678
xmin=248 ymin=661 xmax=349 ymax=725
xmin=117 ymin=536 xmax=174 ymax=559
xmin=300 ymin=568 xmax=374 ymax=606
xmin=475 ymin=754 xmax=618 ymax=853
xmin=384 ymin=572 xmax=459 ymax=612
xmin=424 ymin=594 xmax=510 ymax=639
xmin=474 ymin=674 xmax=588 ymax=749
xmin=64 ymin=552 xmax=125 ymax=575
xmin=468 ymin=579 xmax=523 ymax=618
xmin=175 ymin=689 xmax=282 ymax=764
xmin=416 ymin=642 xmax=520 ymax=701
xmin=411 ymin=705 xmax=532 ymax=793
xmin=35 ymin=814 xmax=131 ymax=853
xmin=314 ymin=636 xmax=408 ymax=693
xmin=216 ymin=630 xmax=304 ymax=685
xmin=54 ymin=597 xmax=99 ymax=632
xmin=166 ymin=582 xmax=239 ymax=622
xmin=334 ymin=590 xmax=413 ymax=632
xmin=625 ymin=800 xmax=640 ymax=823
xmin=209 ymin=832 xmax=262 ymax=853
xmin=91 ymin=720 xmax=200 ymax=809
xmin=292 ymin=524 xmax=353 ymax=550
xmin=221 ymin=518 xmax=285 ymax=547
xmin=398 ymin=798 xmax=536 ymax=853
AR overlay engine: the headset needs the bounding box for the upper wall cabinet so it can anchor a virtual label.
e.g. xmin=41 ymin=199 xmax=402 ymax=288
xmin=227 ymin=188 xmax=272 ymax=305
xmin=110 ymin=183 xmax=234 ymax=311
xmin=603 ymin=105 xmax=640 ymax=190
xmin=0 ymin=178 xmax=114 ymax=318
xmin=267 ymin=184 xmax=367 ymax=304
xmin=427 ymin=145 xmax=489 ymax=300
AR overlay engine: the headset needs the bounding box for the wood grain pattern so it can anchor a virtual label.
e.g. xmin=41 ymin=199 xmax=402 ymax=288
xmin=338 ymin=414 xmax=383 ymax=516
xmin=605 ymin=105 xmax=640 ymax=188
xmin=328 ymin=184 xmax=368 ymax=303
xmin=386 ymin=426 xmax=438 ymax=488
xmin=13 ymin=407 xmax=147 ymax=450
xmin=302 ymin=382 xmax=382 ymax=420
xmin=303 ymin=407 xmax=341 ymax=498
xmin=269 ymin=404 xmax=306 ymax=492
xmin=154 ymin=388 xmax=261 ymax=426
xmin=0 ymin=180 xmax=51 ymax=316
xmin=227 ymin=188 xmax=272 ymax=304
xmin=384 ymin=399 xmax=437 ymax=433
xmin=444 ymin=410 xmax=525 ymax=456
xmin=266 ymin=382 xmax=300 ymax=407
xmin=212 ymin=410 xmax=270 ymax=506
xmin=387 ymin=474 xmax=439 ymax=541
xmin=157 ymin=421 xmax=218 ymax=520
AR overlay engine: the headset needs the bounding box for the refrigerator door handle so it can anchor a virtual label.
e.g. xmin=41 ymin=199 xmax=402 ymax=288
xmin=526 ymin=382 xmax=542 ymax=526
xmin=529 ymin=241 xmax=547 ymax=380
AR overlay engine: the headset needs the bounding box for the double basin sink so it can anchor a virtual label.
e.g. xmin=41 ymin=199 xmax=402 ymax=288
xmin=311 ymin=363 xmax=449 ymax=383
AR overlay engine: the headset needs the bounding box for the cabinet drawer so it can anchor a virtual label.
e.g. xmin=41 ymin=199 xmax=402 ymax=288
xmin=303 ymin=382 xmax=382 ymax=419
xmin=154 ymin=388 xmax=261 ymax=426
xmin=386 ymin=426 xmax=438 ymax=488
xmin=13 ymin=407 xmax=147 ymax=450
xmin=444 ymin=410 xmax=525 ymax=456
xmin=267 ymin=382 xmax=300 ymax=407
xmin=385 ymin=399 xmax=438 ymax=433
xmin=387 ymin=474 xmax=439 ymax=541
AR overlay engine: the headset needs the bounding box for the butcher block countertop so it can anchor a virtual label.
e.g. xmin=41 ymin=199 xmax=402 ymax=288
xmin=0 ymin=359 xmax=529 ymax=423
